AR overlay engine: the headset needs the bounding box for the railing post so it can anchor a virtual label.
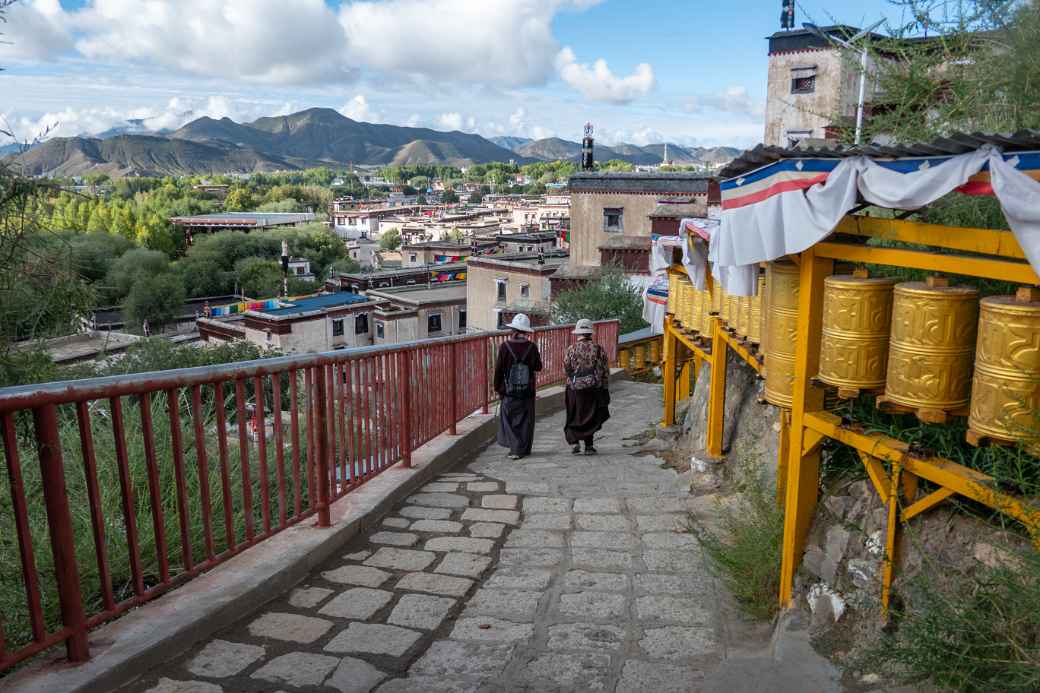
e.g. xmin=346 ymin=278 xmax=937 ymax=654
xmin=707 ymin=315 xmax=728 ymax=457
xmin=399 ymin=351 xmax=413 ymax=467
xmin=33 ymin=404 xmax=90 ymax=662
xmin=313 ymin=367 xmax=332 ymax=528
xmin=448 ymin=342 xmax=458 ymax=435
xmin=481 ymin=338 xmax=490 ymax=415
xmin=662 ymin=316 xmax=677 ymax=426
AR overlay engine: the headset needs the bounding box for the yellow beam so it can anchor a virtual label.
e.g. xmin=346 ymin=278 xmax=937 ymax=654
xmin=815 ymin=242 xmax=1040 ymax=285
xmin=777 ymin=409 xmax=791 ymax=506
xmin=858 ymin=451 xmax=890 ymax=503
xmin=902 ymin=487 xmax=955 ymax=521
xmin=706 ymin=316 xmax=728 ymax=457
xmin=834 ymin=216 xmax=1027 ymax=261
xmin=805 ymin=410 xmax=1040 ymax=531
xmin=780 ymin=248 xmax=834 ymax=606
xmin=717 ymin=329 xmax=763 ymax=374
xmin=882 ymin=457 xmax=903 ymax=617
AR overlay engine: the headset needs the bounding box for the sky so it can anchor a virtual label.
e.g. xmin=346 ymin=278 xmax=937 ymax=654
xmin=0 ymin=0 xmax=913 ymax=150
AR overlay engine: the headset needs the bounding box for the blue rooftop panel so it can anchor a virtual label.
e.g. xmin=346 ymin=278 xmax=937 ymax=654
xmin=261 ymin=292 xmax=369 ymax=317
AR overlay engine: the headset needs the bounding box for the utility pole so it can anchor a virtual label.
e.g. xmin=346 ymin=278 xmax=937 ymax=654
xmin=804 ymin=20 xmax=885 ymax=145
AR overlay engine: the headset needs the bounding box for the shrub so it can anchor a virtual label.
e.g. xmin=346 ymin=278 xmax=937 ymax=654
xmin=866 ymin=545 xmax=1040 ymax=692
xmin=685 ymin=460 xmax=784 ymax=620
xmin=552 ymin=265 xmax=648 ymax=334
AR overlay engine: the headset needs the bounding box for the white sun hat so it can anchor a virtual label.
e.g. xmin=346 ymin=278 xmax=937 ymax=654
xmin=505 ymin=313 xmax=534 ymax=333
xmin=572 ymin=319 xmax=594 ymax=335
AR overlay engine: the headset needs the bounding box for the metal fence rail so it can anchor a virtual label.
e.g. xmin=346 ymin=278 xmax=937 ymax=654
xmin=0 ymin=320 xmax=618 ymax=672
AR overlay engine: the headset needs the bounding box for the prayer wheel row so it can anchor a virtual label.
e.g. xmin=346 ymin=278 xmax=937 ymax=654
xmin=667 ymin=273 xmax=711 ymax=336
xmin=717 ymin=275 xmax=764 ymax=345
xmin=763 ymin=266 xmax=1040 ymax=453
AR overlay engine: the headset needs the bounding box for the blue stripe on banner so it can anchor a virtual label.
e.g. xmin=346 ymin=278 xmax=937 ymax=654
xmin=721 ymin=157 xmax=840 ymax=190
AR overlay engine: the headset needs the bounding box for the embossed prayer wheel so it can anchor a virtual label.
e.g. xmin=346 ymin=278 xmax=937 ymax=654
xmin=674 ymin=275 xmax=690 ymax=327
xmin=968 ymin=288 xmax=1040 ymax=451
xmin=688 ymin=286 xmax=704 ymax=335
xmin=726 ymin=294 xmax=740 ymax=330
xmin=764 ymin=260 xmax=801 ymax=408
xmin=737 ymin=295 xmax=752 ymax=339
xmin=680 ymin=279 xmax=696 ymax=331
xmin=698 ymin=289 xmax=713 ymax=335
xmin=667 ymin=272 xmax=680 ymax=316
xmin=749 ymin=273 xmax=764 ymax=345
xmin=883 ymin=277 xmax=979 ymax=413
xmin=818 ymin=272 xmax=897 ymax=398
xmin=711 ymin=281 xmax=722 ymax=315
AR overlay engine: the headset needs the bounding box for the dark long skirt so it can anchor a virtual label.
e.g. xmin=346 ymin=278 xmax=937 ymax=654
xmin=564 ymin=387 xmax=611 ymax=445
xmin=497 ymin=396 xmax=536 ymax=455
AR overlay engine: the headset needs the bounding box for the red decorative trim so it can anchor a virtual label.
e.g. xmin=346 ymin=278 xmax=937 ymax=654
xmin=722 ymin=174 xmax=829 ymax=210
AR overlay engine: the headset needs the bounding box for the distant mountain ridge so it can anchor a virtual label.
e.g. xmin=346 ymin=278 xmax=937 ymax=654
xmin=5 ymin=107 xmax=742 ymax=177
xmin=511 ymin=137 xmax=740 ymax=167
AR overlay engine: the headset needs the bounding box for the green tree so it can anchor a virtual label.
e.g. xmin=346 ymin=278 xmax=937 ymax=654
xmin=123 ymin=272 xmax=186 ymax=331
xmin=224 ymin=187 xmax=256 ymax=212
xmin=553 ymin=265 xmax=648 ymax=334
xmin=102 ymin=248 xmax=171 ymax=304
xmin=176 ymin=253 xmax=234 ymax=298
xmin=329 ymin=257 xmax=362 ymax=275
xmin=408 ymin=175 xmax=430 ymax=191
xmin=379 ymin=228 xmax=402 ymax=251
xmin=235 ymin=257 xmax=283 ymax=298
xmin=442 ymin=190 xmax=459 ymax=204
xmin=69 ymin=232 xmax=134 ymax=283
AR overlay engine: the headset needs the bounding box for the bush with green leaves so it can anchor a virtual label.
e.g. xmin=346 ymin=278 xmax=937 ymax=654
xmin=552 ymin=265 xmax=649 ymax=334
xmin=685 ymin=460 xmax=784 ymax=620
xmin=123 ymin=272 xmax=186 ymax=331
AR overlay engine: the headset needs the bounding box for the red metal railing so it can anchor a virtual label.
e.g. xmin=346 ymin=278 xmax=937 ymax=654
xmin=0 ymin=320 xmax=618 ymax=672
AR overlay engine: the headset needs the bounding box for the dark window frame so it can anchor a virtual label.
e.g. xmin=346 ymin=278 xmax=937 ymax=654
xmin=331 ymin=318 xmax=345 ymax=337
xmin=603 ymin=207 xmax=624 ymax=233
xmin=355 ymin=313 xmax=369 ymax=335
xmin=428 ymin=312 xmax=443 ymax=333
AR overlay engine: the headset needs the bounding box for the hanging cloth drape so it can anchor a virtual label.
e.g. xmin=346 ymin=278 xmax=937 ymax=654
xmin=712 ymin=146 xmax=1040 ymax=294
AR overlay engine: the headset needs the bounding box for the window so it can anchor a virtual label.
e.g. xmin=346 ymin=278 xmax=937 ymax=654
xmin=459 ymin=310 xmax=467 ymax=330
xmin=409 ymin=254 xmax=417 ymax=263
xmin=496 ymin=310 xmax=506 ymax=329
xmin=496 ymin=279 xmax=507 ymax=303
xmin=790 ymin=65 xmax=817 ymax=94
xmin=603 ymin=208 xmax=623 ymax=233
xmin=376 ymin=322 xmax=385 ymax=339
xmin=520 ymin=284 xmax=530 ymax=299
xmin=331 ymin=319 xmax=344 ymax=337
xmin=355 ymin=313 xmax=369 ymax=335
xmin=786 ymin=130 xmax=813 ymax=148
xmin=428 ymin=313 xmax=443 ymax=333
xmin=295 ymin=266 xmax=305 ymax=275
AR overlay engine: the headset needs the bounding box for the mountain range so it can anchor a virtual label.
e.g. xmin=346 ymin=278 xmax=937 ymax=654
xmin=5 ymin=107 xmax=741 ymax=177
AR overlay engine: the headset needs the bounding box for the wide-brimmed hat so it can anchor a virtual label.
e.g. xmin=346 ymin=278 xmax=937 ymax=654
xmin=505 ymin=313 xmax=534 ymax=333
xmin=572 ymin=319 xmax=594 ymax=335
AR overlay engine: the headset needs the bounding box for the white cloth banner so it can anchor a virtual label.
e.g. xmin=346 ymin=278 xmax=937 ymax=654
xmin=713 ymin=146 xmax=1040 ymax=286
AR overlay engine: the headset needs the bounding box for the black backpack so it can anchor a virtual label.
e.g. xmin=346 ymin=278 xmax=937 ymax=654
xmin=503 ymin=341 xmax=533 ymax=398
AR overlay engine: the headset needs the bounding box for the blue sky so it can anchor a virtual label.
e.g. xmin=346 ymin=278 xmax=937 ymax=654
xmin=2 ymin=0 xmax=909 ymax=149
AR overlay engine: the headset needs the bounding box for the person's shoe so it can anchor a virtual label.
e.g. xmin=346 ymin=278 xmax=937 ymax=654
xmin=571 ymin=444 xmax=582 ymax=455
xmin=508 ymin=453 xmax=520 ymax=460
xmin=584 ymin=446 xmax=598 ymax=456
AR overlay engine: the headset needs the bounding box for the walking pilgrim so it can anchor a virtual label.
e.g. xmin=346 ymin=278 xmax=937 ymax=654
xmin=563 ymin=318 xmax=611 ymax=455
xmin=493 ymin=313 xmax=543 ymax=460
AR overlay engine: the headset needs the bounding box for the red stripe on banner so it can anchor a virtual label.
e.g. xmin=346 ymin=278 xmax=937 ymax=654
xmin=722 ymin=173 xmax=830 ymax=210
xmin=956 ymin=180 xmax=994 ymax=196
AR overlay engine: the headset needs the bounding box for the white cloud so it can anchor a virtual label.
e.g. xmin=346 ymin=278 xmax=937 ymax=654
xmin=339 ymin=95 xmax=380 ymax=123
xmin=339 ymin=0 xmax=599 ymax=86
xmin=685 ymin=86 xmax=763 ymax=118
xmin=555 ymin=47 xmax=654 ymax=104
xmin=0 ymin=0 xmax=74 ymax=61
xmin=437 ymin=112 xmax=463 ymax=131
xmin=509 ymin=107 xmax=527 ymax=131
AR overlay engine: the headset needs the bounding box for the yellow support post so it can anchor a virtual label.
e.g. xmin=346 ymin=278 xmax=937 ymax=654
xmin=677 ymin=351 xmax=692 ymax=402
xmin=662 ymin=316 xmax=678 ymax=426
xmin=779 ymin=247 xmax=833 ymax=607
xmin=706 ymin=315 xmax=728 ymax=457
xmin=776 ymin=408 xmax=791 ymax=505
xmin=882 ymin=459 xmax=903 ymax=618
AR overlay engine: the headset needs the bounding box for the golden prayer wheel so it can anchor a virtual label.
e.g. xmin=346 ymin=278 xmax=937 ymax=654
xmin=882 ymin=277 xmax=978 ymax=414
xmin=968 ymin=288 xmax=1040 ymax=451
xmin=726 ymin=293 xmax=740 ymax=329
xmin=749 ymin=273 xmax=764 ymax=345
xmin=674 ymin=276 xmax=690 ymax=327
xmin=737 ymin=296 xmax=752 ymax=339
xmin=711 ymin=281 xmax=722 ymax=315
xmin=680 ymin=280 xmax=696 ymax=331
xmin=764 ymin=260 xmax=801 ymax=408
xmin=688 ymin=286 xmax=703 ymax=335
xmin=697 ymin=289 xmax=712 ymax=335
xmin=818 ymin=272 xmax=897 ymax=398
xmin=667 ymin=272 xmax=680 ymax=316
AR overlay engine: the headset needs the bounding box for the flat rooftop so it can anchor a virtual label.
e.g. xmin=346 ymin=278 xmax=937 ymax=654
xmin=368 ymin=283 xmax=468 ymax=305
xmin=257 ymin=292 xmax=371 ymax=317
xmin=169 ymin=212 xmax=316 ymax=227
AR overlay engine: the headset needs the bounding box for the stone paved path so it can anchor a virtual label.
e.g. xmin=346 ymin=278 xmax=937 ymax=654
xmin=126 ymin=381 xmax=728 ymax=693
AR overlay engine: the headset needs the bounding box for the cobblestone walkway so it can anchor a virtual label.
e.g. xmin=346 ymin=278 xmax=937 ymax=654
xmin=127 ymin=381 xmax=726 ymax=693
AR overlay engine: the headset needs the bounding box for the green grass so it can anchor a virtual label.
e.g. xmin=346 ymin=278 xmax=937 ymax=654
xmin=863 ymin=542 xmax=1040 ymax=693
xmin=685 ymin=460 xmax=784 ymax=621
xmin=0 ymin=386 xmax=317 ymax=658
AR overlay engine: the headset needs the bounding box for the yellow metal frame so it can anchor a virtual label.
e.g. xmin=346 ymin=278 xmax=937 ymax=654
xmin=780 ymin=217 xmax=1040 ymax=616
xmin=661 ymin=216 xmax=1040 ymax=617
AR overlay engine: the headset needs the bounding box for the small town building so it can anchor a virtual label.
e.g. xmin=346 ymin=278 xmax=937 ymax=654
xmin=369 ymin=283 xmax=468 ymax=344
xmin=287 ymin=257 xmax=315 ymax=282
xmin=169 ymin=212 xmax=316 ymax=236
xmin=401 ymin=240 xmax=497 ymax=267
xmin=325 ymin=262 xmax=468 ymax=294
xmin=466 ymin=251 xmax=568 ymax=331
xmin=347 ymin=236 xmax=380 ymax=268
